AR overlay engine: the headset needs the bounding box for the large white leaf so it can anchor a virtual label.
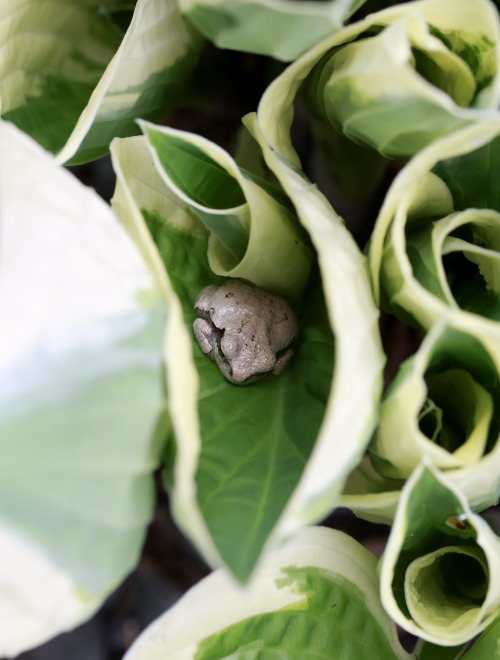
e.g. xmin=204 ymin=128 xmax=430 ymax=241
xmin=0 ymin=120 xmax=167 ymax=657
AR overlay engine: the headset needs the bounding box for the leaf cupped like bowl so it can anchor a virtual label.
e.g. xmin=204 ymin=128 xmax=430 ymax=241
xmin=418 ymin=368 xmax=492 ymax=463
xmin=370 ymin=324 xmax=500 ymax=511
xmin=370 ymin=120 xmax=500 ymax=370
xmin=303 ymin=0 xmax=500 ymax=160
xmin=405 ymin=546 xmax=489 ymax=637
xmin=380 ymin=463 xmax=500 ymax=646
xmin=403 ymin=208 xmax=500 ymax=322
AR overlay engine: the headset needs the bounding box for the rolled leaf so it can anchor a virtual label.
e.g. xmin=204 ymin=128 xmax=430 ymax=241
xmin=124 ymin=526 xmax=411 ymax=660
xmin=139 ymin=121 xmax=313 ymax=300
xmin=177 ymin=0 xmax=365 ymax=61
xmin=252 ymin=0 xmax=500 ymax=191
xmin=372 ymin=322 xmax=500 ymax=505
xmin=342 ymin=321 xmax=500 ymax=522
xmin=379 ymin=462 xmax=500 ymax=645
xmin=0 ymin=0 xmax=200 ymax=165
xmin=0 ymin=121 xmax=167 ymax=656
xmin=369 ymin=119 xmax=500 ymax=364
xmin=110 ymin=114 xmax=383 ymax=582
xmin=304 ymin=0 xmax=500 ymax=160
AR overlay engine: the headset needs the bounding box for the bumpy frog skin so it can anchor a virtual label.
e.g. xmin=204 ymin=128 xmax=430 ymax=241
xmin=193 ymin=280 xmax=298 ymax=385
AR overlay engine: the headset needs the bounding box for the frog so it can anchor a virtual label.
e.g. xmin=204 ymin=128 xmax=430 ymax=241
xmin=193 ymin=279 xmax=298 ymax=385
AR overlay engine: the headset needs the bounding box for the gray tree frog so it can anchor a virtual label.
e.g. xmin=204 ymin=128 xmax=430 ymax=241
xmin=193 ymin=279 xmax=298 ymax=385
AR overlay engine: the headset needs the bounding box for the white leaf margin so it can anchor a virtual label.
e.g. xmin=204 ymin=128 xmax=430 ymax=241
xmin=124 ymin=526 xmax=412 ymax=660
xmin=379 ymin=461 xmax=500 ymax=646
xmin=56 ymin=0 xmax=199 ymax=164
xmin=110 ymin=135 xmax=225 ymax=570
xmin=368 ymin=119 xmax=500 ymax=366
xmin=246 ymin=88 xmax=384 ymax=544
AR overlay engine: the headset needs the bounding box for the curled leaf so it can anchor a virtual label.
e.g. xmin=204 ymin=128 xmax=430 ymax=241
xmin=342 ymin=321 xmax=500 ymax=522
xmin=379 ymin=463 xmax=500 ymax=645
xmin=303 ymin=0 xmax=500 ymax=159
xmin=124 ymin=527 xmax=411 ymax=660
xmin=372 ymin=322 xmax=500 ymax=508
xmin=111 ymin=114 xmax=383 ymax=582
xmin=139 ymin=121 xmax=314 ymax=301
xmin=369 ymin=120 xmax=500 ymax=363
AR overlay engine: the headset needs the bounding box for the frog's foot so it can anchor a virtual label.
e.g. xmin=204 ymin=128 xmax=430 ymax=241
xmin=193 ymin=318 xmax=222 ymax=359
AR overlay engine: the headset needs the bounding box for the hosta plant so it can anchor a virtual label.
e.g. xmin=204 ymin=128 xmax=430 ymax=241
xmin=1 ymin=0 xmax=500 ymax=657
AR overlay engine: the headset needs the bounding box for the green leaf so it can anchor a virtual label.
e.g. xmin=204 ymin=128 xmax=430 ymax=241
xmin=110 ymin=122 xmax=383 ymax=582
xmin=461 ymin=617 xmax=500 ymax=658
xmin=414 ymin=639 xmax=468 ymax=660
xmin=142 ymin=206 xmax=333 ymax=584
xmin=1 ymin=0 xmax=122 ymax=154
xmin=0 ymin=121 xmax=167 ymax=657
xmin=146 ymin=133 xmax=246 ymax=209
xmin=123 ymin=527 xmax=412 ymax=660
xmin=341 ymin=321 xmax=500 ymax=523
xmin=178 ymin=0 xmax=365 ymax=61
xmin=140 ymin=121 xmax=314 ymax=301
xmin=301 ymin=0 xmax=500 ymax=160
xmin=369 ymin=120 xmax=500 ymax=365
xmin=433 ymin=135 xmax=500 ymax=210
xmin=142 ymin=128 xmax=249 ymax=265
xmin=1 ymin=0 xmax=201 ymax=164
xmin=380 ymin=463 xmax=500 ymax=645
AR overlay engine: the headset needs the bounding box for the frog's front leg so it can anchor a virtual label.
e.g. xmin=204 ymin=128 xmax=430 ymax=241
xmin=193 ymin=318 xmax=218 ymax=359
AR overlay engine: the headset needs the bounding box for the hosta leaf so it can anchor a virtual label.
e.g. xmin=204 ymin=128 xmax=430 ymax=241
xmin=0 ymin=0 xmax=200 ymax=165
xmin=302 ymin=0 xmax=500 ymax=160
xmin=0 ymin=0 xmax=123 ymax=154
xmin=372 ymin=322 xmax=500 ymax=505
xmin=380 ymin=462 xmax=500 ymax=645
xmin=461 ymin=617 xmax=500 ymax=658
xmin=341 ymin=320 xmax=500 ymax=523
xmin=0 ymin=120 xmax=167 ymax=657
xmin=112 ymin=133 xmax=332 ymax=583
xmin=139 ymin=122 xmax=313 ymax=300
xmin=369 ymin=119 xmax=500 ymax=362
xmin=177 ymin=0 xmax=365 ymax=61
xmin=124 ymin=527 xmax=411 ymax=660
xmin=111 ymin=112 xmax=383 ymax=582
xmin=252 ymin=0 xmax=500 ymax=206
